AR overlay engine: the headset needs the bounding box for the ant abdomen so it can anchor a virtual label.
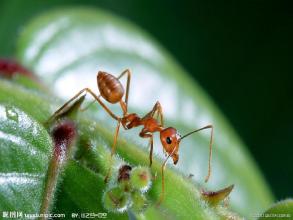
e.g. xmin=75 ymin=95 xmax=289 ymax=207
xmin=97 ymin=71 xmax=124 ymax=104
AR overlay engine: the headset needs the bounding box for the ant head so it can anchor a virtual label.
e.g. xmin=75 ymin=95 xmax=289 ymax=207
xmin=160 ymin=127 xmax=182 ymax=164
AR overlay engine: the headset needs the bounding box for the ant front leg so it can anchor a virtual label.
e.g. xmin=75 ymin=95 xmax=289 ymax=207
xmin=156 ymin=148 xmax=176 ymax=206
xmin=139 ymin=129 xmax=154 ymax=167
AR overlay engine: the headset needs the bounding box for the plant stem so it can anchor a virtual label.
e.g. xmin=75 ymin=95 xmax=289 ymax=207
xmin=39 ymin=120 xmax=76 ymax=219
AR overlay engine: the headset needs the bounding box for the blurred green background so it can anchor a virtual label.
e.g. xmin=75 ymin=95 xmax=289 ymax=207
xmin=0 ymin=0 xmax=292 ymax=200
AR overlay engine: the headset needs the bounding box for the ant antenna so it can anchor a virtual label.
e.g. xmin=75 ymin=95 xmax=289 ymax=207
xmin=179 ymin=125 xmax=213 ymax=182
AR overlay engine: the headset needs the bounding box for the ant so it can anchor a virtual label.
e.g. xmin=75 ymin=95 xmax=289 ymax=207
xmin=49 ymin=69 xmax=214 ymax=205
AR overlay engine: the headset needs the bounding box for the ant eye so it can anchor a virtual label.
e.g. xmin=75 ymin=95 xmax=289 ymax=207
xmin=166 ymin=137 xmax=172 ymax=144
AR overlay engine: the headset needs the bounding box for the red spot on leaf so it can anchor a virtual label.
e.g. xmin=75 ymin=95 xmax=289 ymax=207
xmin=0 ymin=58 xmax=35 ymax=79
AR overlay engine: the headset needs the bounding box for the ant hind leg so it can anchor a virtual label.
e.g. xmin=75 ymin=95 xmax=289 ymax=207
xmin=48 ymin=88 xmax=120 ymax=123
xmin=156 ymin=148 xmax=176 ymax=206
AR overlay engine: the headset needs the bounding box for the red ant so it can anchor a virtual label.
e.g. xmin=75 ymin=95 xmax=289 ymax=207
xmin=49 ymin=69 xmax=214 ymax=204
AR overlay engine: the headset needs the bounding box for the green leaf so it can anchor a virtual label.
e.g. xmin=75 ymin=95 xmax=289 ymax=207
xmin=258 ymin=199 xmax=293 ymax=220
xmin=16 ymin=7 xmax=274 ymax=217
xmin=0 ymin=66 xmax=240 ymax=219
xmin=0 ymin=100 xmax=52 ymax=213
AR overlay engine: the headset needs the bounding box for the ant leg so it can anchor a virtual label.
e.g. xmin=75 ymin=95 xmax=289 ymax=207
xmin=49 ymin=88 xmax=120 ymax=122
xmin=142 ymin=101 xmax=164 ymax=127
xmin=139 ymin=130 xmax=154 ymax=167
xmin=149 ymin=136 xmax=154 ymax=167
xmin=48 ymin=88 xmax=87 ymax=122
xmin=117 ymin=69 xmax=131 ymax=114
xmin=153 ymin=101 xmax=164 ymax=127
xmin=157 ymin=148 xmax=176 ymax=206
xmin=104 ymin=119 xmax=122 ymax=183
xmin=83 ymin=88 xmax=120 ymax=120
xmin=181 ymin=125 xmax=214 ymax=182
xmin=205 ymin=125 xmax=214 ymax=182
xmin=110 ymin=119 xmax=122 ymax=157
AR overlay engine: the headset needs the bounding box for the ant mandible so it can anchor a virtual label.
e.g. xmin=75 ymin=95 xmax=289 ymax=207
xmin=49 ymin=69 xmax=214 ymax=205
